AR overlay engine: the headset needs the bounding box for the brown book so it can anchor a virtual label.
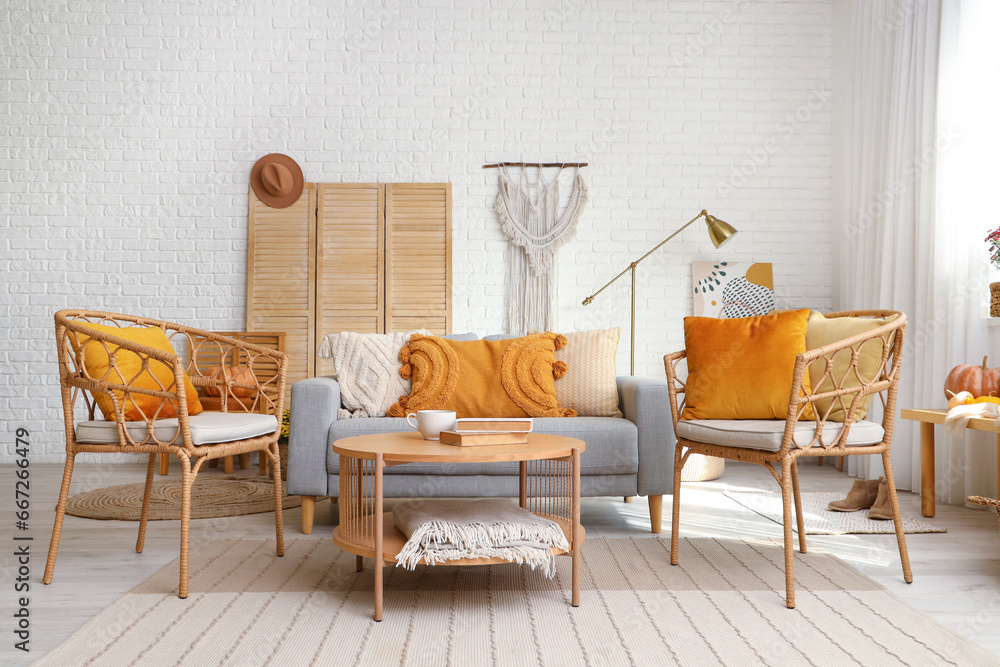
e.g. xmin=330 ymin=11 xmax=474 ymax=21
xmin=455 ymin=418 xmax=533 ymax=433
xmin=438 ymin=431 xmax=529 ymax=447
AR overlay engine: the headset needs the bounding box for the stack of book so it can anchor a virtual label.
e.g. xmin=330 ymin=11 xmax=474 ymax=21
xmin=438 ymin=418 xmax=534 ymax=447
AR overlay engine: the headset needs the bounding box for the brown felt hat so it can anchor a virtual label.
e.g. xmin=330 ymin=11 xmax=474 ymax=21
xmin=250 ymin=153 xmax=304 ymax=208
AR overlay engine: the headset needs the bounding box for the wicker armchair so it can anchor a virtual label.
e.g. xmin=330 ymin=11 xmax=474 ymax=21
xmin=663 ymin=310 xmax=912 ymax=608
xmin=43 ymin=310 xmax=288 ymax=598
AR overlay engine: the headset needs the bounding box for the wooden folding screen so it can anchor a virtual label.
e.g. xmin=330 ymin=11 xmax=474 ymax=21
xmin=247 ymin=182 xmax=451 ymax=383
xmin=315 ymin=183 xmax=385 ymax=376
xmin=385 ymin=184 xmax=452 ymax=335
xmin=247 ymin=185 xmax=316 ymax=386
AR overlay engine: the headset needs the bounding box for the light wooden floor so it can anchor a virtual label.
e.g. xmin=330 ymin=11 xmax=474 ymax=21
xmin=4 ymin=460 xmax=999 ymax=665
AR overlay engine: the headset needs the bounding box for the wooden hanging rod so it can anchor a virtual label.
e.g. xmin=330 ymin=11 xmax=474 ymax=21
xmin=482 ymin=162 xmax=588 ymax=169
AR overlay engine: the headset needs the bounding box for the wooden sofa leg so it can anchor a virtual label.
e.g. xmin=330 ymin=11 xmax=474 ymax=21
xmin=301 ymin=496 xmax=316 ymax=535
xmin=648 ymin=495 xmax=663 ymax=534
xmin=624 ymin=496 xmax=633 ymax=503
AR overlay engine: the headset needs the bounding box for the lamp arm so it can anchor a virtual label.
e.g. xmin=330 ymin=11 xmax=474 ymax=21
xmin=581 ymin=210 xmax=708 ymax=306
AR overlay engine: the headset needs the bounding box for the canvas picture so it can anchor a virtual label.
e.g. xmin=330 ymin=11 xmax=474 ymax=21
xmin=692 ymin=261 xmax=774 ymax=318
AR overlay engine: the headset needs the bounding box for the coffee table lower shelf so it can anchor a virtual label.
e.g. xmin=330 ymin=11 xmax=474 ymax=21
xmin=333 ymin=512 xmax=584 ymax=566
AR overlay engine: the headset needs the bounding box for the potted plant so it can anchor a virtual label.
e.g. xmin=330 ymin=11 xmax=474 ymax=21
xmin=987 ymin=227 xmax=1000 ymax=316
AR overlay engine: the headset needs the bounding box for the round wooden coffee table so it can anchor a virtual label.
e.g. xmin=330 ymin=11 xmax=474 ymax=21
xmin=332 ymin=430 xmax=586 ymax=621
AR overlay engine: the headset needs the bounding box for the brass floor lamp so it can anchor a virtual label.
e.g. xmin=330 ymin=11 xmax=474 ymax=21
xmin=582 ymin=210 xmax=738 ymax=374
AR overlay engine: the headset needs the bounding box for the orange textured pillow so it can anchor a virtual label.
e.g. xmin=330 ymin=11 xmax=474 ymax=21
xmin=681 ymin=309 xmax=813 ymax=420
xmin=386 ymin=333 xmax=576 ymax=419
xmin=72 ymin=322 xmax=203 ymax=422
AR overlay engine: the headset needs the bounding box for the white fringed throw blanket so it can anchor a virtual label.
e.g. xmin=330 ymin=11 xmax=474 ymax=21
xmin=392 ymin=498 xmax=569 ymax=577
xmin=495 ymin=166 xmax=587 ymax=333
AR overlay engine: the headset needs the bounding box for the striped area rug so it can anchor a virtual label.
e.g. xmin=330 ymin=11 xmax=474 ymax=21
xmin=34 ymin=537 xmax=995 ymax=666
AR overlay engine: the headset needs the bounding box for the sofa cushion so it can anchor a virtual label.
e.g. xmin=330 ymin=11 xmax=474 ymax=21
xmin=806 ymin=312 xmax=899 ymax=422
xmin=681 ymin=309 xmax=813 ymax=421
xmin=76 ymin=411 xmax=278 ymax=446
xmin=386 ymin=333 xmax=575 ymax=419
xmin=316 ymin=329 xmax=428 ymax=418
xmin=326 ymin=417 xmax=638 ymax=477
xmin=675 ymin=419 xmax=884 ymax=452
xmin=534 ymin=327 xmax=623 ymax=418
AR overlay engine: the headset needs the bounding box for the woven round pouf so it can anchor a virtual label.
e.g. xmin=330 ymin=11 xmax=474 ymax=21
xmin=680 ymin=454 xmax=725 ymax=482
xmin=991 ymin=283 xmax=1000 ymax=317
xmin=65 ymin=477 xmax=302 ymax=521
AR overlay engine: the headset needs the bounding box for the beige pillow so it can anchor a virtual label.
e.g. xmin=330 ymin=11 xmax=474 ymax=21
xmin=806 ymin=312 xmax=899 ymax=422
xmin=534 ymin=327 xmax=622 ymax=418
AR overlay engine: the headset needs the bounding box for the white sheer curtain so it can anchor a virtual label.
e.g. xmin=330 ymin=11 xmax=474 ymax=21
xmin=832 ymin=0 xmax=995 ymax=503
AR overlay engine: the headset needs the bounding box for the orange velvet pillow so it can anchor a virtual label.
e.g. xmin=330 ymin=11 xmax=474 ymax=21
xmin=681 ymin=309 xmax=813 ymax=420
xmin=386 ymin=333 xmax=576 ymax=419
xmin=72 ymin=322 xmax=203 ymax=422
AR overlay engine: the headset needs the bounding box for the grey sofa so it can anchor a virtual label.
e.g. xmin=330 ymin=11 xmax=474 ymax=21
xmin=287 ymin=344 xmax=675 ymax=535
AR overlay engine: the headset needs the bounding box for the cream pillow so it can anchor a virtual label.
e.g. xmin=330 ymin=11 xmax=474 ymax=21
xmin=806 ymin=312 xmax=899 ymax=422
xmin=534 ymin=327 xmax=623 ymax=418
xmin=317 ymin=330 xmax=428 ymax=419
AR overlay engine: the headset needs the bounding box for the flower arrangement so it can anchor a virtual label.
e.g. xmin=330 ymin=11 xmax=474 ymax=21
xmin=987 ymin=227 xmax=1000 ymax=270
xmin=279 ymin=408 xmax=290 ymax=445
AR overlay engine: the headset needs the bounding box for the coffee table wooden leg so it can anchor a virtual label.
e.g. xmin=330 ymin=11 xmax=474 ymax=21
xmin=921 ymin=422 xmax=935 ymax=517
xmin=519 ymin=461 xmax=527 ymax=509
xmin=374 ymin=453 xmax=384 ymax=621
xmin=159 ymin=453 xmax=169 ymax=475
xmin=571 ymin=448 xmax=581 ymax=608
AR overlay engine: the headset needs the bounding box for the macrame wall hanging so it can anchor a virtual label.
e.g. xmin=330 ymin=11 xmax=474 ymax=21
xmin=488 ymin=162 xmax=588 ymax=333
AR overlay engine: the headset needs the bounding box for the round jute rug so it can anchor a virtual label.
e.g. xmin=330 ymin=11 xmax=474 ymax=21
xmin=65 ymin=477 xmax=302 ymax=521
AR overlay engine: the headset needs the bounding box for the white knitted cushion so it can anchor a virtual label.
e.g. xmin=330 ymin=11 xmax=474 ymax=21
xmin=317 ymin=330 xmax=428 ymax=419
xmin=534 ymin=327 xmax=622 ymax=418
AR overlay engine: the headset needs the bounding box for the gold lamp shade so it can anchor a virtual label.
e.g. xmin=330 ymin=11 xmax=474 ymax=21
xmin=705 ymin=214 xmax=737 ymax=248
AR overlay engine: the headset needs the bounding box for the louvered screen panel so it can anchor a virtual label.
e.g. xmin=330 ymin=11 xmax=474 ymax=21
xmin=384 ymin=183 xmax=451 ymax=335
xmin=315 ymin=183 xmax=384 ymax=376
xmin=247 ymin=184 xmax=316 ymax=393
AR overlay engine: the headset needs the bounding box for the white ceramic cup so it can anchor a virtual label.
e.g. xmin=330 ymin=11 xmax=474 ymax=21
xmin=405 ymin=410 xmax=457 ymax=440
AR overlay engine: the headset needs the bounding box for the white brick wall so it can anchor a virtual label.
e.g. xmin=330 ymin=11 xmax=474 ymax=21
xmin=0 ymin=0 xmax=833 ymax=461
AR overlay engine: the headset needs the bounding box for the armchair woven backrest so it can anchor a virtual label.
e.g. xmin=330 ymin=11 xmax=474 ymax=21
xmin=664 ymin=310 xmax=906 ymax=455
xmin=55 ymin=310 xmax=288 ymax=451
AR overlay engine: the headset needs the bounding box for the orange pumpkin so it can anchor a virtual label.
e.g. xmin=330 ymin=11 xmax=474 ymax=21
xmin=202 ymin=364 xmax=258 ymax=398
xmin=944 ymin=356 xmax=1000 ymax=399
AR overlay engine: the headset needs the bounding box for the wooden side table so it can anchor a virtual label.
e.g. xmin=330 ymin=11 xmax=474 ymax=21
xmin=901 ymin=408 xmax=1000 ymax=517
xmin=331 ymin=431 xmax=585 ymax=621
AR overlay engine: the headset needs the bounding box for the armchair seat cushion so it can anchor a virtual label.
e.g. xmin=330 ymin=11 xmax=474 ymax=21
xmin=76 ymin=411 xmax=278 ymax=446
xmin=675 ymin=419 xmax=884 ymax=452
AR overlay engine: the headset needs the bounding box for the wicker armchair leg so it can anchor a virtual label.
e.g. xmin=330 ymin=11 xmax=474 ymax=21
xmin=178 ymin=456 xmax=194 ymax=599
xmin=882 ymin=451 xmax=913 ymax=584
xmin=43 ymin=452 xmax=76 ymax=585
xmin=780 ymin=458 xmax=796 ymax=609
xmin=790 ymin=461 xmax=807 ymax=554
xmin=270 ymin=444 xmax=285 ymax=557
xmin=670 ymin=446 xmax=684 ymax=565
xmin=136 ymin=454 xmax=156 ymax=553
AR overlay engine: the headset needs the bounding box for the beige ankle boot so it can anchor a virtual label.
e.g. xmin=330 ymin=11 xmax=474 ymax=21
xmin=868 ymin=478 xmax=894 ymax=520
xmin=827 ymin=478 xmax=882 ymax=512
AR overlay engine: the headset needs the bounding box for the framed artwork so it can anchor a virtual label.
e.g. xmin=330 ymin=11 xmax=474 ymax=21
xmin=692 ymin=261 xmax=774 ymax=318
